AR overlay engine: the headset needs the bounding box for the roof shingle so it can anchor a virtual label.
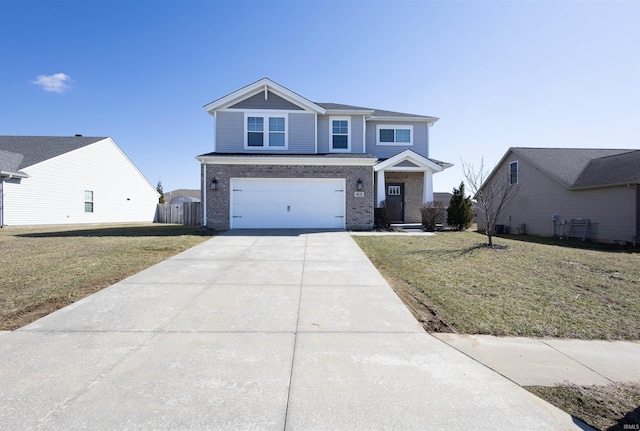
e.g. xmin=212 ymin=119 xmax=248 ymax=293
xmin=0 ymin=136 xmax=106 ymax=169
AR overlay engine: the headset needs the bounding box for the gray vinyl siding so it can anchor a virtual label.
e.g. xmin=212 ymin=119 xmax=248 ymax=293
xmin=215 ymin=111 xmax=315 ymax=153
xmin=317 ymin=116 xmax=329 ymax=153
xmin=351 ymin=116 xmax=364 ymax=153
xmin=287 ymin=112 xmax=315 ymax=153
xmin=229 ymin=91 xmax=303 ymax=110
xmin=479 ymin=154 xmax=637 ymax=243
xmin=366 ymin=121 xmax=429 ymax=159
xmin=215 ymin=111 xmax=244 ymax=152
xmin=317 ymin=115 xmax=364 ymax=154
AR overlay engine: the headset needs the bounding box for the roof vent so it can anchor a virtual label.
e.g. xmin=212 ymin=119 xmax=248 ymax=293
xmin=75 ymin=134 xmax=82 ymax=137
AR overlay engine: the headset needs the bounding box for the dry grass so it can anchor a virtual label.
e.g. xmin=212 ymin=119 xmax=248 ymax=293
xmin=353 ymin=231 xmax=640 ymax=340
xmin=354 ymin=231 xmax=640 ymax=428
xmin=0 ymin=223 xmax=213 ymax=330
xmin=527 ymin=383 xmax=640 ymax=431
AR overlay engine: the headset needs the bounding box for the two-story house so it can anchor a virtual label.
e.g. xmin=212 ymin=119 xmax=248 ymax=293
xmin=196 ymin=78 xmax=451 ymax=230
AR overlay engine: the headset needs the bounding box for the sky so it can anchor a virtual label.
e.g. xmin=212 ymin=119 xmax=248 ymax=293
xmin=1 ymin=0 xmax=638 ymax=194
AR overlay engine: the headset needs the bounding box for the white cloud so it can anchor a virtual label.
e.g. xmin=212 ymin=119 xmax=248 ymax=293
xmin=32 ymin=73 xmax=72 ymax=93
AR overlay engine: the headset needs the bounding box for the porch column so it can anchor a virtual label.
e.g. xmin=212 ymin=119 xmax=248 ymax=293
xmin=423 ymin=170 xmax=434 ymax=203
xmin=376 ymin=170 xmax=386 ymax=207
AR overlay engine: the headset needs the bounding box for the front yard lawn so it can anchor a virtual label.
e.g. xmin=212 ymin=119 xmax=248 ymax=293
xmin=353 ymin=231 xmax=640 ymax=340
xmin=355 ymin=231 xmax=640 ymax=430
xmin=0 ymin=223 xmax=213 ymax=330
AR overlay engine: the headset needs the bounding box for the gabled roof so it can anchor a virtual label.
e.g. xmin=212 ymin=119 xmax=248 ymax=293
xmin=203 ymin=78 xmax=439 ymax=124
xmin=374 ymin=149 xmax=451 ymax=172
xmin=0 ymin=136 xmax=106 ymax=170
xmin=203 ymin=77 xmax=326 ymax=114
xmin=500 ymin=147 xmax=639 ymax=189
xmin=573 ymin=149 xmax=640 ymax=189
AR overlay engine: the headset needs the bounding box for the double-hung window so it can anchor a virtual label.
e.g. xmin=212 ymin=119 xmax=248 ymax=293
xmin=84 ymin=190 xmax=94 ymax=213
xmin=330 ymin=117 xmax=350 ymax=152
xmin=245 ymin=114 xmax=287 ymax=149
xmin=376 ymin=125 xmax=413 ymax=146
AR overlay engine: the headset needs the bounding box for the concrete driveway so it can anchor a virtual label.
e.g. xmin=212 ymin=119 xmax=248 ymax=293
xmin=0 ymin=229 xmax=591 ymax=430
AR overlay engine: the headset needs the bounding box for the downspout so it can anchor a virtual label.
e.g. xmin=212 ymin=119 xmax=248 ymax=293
xmin=202 ymin=161 xmax=207 ymax=227
xmin=0 ymin=178 xmax=4 ymax=228
xmin=362 ymin=115 xmax=366 ymax=154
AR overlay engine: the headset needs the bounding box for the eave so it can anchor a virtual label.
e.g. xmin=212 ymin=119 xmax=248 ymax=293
xmin=196 ymin=153 xmax=378 ymax=167
xmin=368 ymin=116 xmax=439 ymax=126
xmin=0 ymin=170 xmax=28 ymax=179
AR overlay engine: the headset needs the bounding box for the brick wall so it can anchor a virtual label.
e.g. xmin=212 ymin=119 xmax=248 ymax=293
xmin=204 ymin=164 xmax=374 ymax=230
xmin=384 ymin=172 xmax=424 ymax=223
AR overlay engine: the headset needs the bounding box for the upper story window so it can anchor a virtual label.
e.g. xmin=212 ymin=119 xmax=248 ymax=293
xmin=376 ymin=125 xmax=413 ymax=146
xmin=509 ymin=161 xmax=518 ymax=184
xmin=245 ymin=113 xmax=287 ymax=149
xmin=330 ymin=117 xmax=350 ymax=152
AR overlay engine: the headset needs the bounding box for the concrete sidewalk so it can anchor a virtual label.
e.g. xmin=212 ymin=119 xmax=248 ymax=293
xmin=1 ymin=229 xmax=593 ymax=430
xmin=433 ymin=334 xmax=640 ymax=387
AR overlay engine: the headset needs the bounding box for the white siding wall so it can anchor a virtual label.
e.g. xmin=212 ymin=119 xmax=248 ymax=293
xmin=3 ymin=138 xmax=159 ymax=226
xmin=479 ymin=155 xmax=636 ymax=243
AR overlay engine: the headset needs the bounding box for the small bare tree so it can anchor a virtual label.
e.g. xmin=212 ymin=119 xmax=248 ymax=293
xmin=462 ymin=157 xmax=519 ymax=247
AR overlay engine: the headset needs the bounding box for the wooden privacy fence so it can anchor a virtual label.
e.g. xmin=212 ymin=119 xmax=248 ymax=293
xmin=156 ymin=202 xmax=202 ymax=226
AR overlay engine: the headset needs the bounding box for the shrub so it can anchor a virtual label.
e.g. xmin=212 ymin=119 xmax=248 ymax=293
xmin=447 ymin=182 xmax=474 ymax=231
xmin=420 ymin=201 xmax=445 ymax=231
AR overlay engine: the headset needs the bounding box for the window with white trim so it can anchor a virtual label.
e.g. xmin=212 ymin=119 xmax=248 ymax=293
xmin=330 ymin=117 xmax=350 ymax=152
xmin=509 ymin=161 xmax=518 ymax=184
xmin=245 ymin=114 xmax=287 ymax=149
xmin=376 ymin=125 xmax=413 ymax=146
xmin=84 ymin=190 xmax=94 ymax=213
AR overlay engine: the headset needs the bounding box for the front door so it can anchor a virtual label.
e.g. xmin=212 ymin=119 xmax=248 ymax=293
xmin=385 ymin=183 xmax=404 ymax=223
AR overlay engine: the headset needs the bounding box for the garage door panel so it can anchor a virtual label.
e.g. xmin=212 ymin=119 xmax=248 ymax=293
xmin=231 ymin=178 xmax=345 ymax=229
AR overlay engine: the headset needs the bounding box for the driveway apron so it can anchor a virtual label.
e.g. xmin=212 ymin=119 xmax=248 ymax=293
xmin=0 ymin=230 xmax=590 ymax=430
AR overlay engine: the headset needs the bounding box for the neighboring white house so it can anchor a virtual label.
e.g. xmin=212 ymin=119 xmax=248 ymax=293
xmin=0 ymin=136 xmax=159 ymax=227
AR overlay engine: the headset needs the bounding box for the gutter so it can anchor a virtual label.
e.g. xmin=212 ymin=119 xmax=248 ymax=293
xmin=0 ymin=170 xmax=29 ymax=179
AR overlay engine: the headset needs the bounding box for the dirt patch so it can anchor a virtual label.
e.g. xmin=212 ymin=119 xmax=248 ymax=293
xmin=527 ymin=383 xmax=640 ymax=431
xmin=385 ymin=274 xmax=456 ymax=333
xmin=1 ymin=279 xmax=121 ymax=331
xmin=3 ymin=298 xmax=70 ymax=330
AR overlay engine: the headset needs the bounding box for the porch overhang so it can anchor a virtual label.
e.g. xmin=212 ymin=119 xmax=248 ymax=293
xmin=373 ymin=150 xmax=452 ymax=207
xmin=373 ymin=149 xmax=451 ymax=173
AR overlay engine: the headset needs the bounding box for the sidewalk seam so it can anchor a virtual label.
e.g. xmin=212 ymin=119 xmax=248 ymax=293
xmin=538 ymin=339 xmax=615 ymax=384
xmin=282 ymin=235 xmax=306 ymax=430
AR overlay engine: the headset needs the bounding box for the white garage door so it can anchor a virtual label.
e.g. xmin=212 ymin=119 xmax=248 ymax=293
xmin=230 ymin=178 xmax=345 ymax=229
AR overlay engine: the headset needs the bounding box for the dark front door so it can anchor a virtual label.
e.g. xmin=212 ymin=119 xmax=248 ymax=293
xmin=385 ymin=183 xmax=404 ymax=223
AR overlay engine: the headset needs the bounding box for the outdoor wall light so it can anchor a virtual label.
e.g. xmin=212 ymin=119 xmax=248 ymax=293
xmin=356 ymin=178 xmax=363 ymax=191
xmin=210 ymin=177 xmax=218 ymax=190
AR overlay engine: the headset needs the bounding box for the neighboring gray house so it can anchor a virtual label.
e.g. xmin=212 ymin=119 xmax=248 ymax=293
xmin=196 ymin=78 xmax=452 ymax=230
xmin=0 ymin=136 xmax=159 ymax=227
xmin=478 ymin=147 xmax=640 ymax=244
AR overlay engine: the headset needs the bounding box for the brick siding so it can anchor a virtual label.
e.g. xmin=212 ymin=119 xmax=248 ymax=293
xmin=203 ymin=164 xmax=374 ymax=230
xmin=384 ymin=172 xmax=425 ymax=223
